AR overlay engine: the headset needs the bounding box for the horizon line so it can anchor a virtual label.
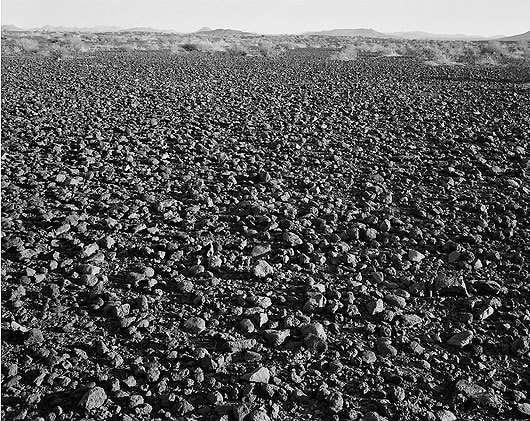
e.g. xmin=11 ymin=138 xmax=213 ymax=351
xmin=1 ymin=23 xmax=522 ymax=38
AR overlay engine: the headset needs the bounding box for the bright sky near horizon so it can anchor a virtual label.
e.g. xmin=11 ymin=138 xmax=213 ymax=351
xmin=2 ymin=0 xmax=529 ymax=36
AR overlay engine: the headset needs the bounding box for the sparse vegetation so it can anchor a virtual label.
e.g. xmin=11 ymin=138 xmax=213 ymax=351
xmin=3 ymin=30 xmax=528 ymax=67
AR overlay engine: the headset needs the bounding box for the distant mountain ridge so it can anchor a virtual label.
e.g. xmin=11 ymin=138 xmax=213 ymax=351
xmin=2 ymin=24 xmax=25 ymax=31
xmin=499 ymin=31 xmax=530 ymax=41
xmin=2 ymin=24 xmax=527 ymax=41
xmin=194 ymin=28 xmax=256 ymax=36
xmin=304 ymin=28 xmax=390 ymax=38
xmin=0 ymin=24 xmax=172 ymax=33
xmin=387 ymin=31 xmax=498 ymax=41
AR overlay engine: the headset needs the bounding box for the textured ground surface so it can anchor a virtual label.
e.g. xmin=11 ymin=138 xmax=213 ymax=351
xmin=1 ymin=52 xmax=530 ymax=421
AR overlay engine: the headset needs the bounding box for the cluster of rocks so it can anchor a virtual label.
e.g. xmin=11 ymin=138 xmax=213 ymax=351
xmin=1 ymin=52 xmax=529 ymax=421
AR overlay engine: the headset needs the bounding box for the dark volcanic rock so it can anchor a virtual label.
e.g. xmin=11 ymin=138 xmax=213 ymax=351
xmin=79 ymin=386 xmax=107 ymax=410
xmin=1 ymin=51 xmax=528 ymax=421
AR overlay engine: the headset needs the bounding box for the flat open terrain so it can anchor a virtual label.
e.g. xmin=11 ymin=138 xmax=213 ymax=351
xmin=2 ymin=52 xmax=530 ymax=421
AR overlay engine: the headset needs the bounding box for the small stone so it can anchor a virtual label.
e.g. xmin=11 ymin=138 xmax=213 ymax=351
xmin=249 ymin=408 xmax=270 ymax=421
xmin=366 ymin=299 xmax=384 ymax=315
xmin=142 ymin=266 xmax=155 ymax=277
xmin=129 ymin=394 xmax=144 ymax=408
xmin=55 ymin=223 xmax=71 ymax=235
xmin=400 ymin=314 xmax=423 ymax=326
xmin=379 ymin=219 xmax=391 ymax=232
xmin=189 ymin=264 xmax=205 ymax=276
xmin=254 ymin=296 xmax=272 ymax=309
xmin=283 ymin=232 xmax=303 ymax=247
xmin=447 ymin=330 xmax=473 ymax=347
xmin=251 ymin=244 xmax=271 ymax=257
xmin=79 ymin=264 xmax=101 ymax=276
xmin=408 ymin=249 xmax=425 ymax=262
xmin=435 ymin=273 xmax=468 ymax=296
xmin=328 ymin=391 xmax=344 ymax=412
xmin=384 ymin=294 xmax=406 ymax=308
xmin=99 ymin=236 xmax=116 ymax=249
xmin=409 ymin=341 xmax=425 ymax=355
xmin=173 ymin=398 xmax=195 ymax=415
xmin=79 ymin=386 xmax=107 ymax=410
xmin=42 ymin=283 xmax=60 ymax=299
xmin=123 ymin=376 xmax=137 ymax=388
xmin=511 ymin=336 xmax=530 ymax=354
xmin=474 ymin=280 xmax=502 ymax=295
xmin=300 ymin=323 xmax=327 ymax=341
xmin=224 ymin=339 xmax=257 ymax=352
xmin=81 ymin=243 xmax=99 ymax=258
xmin=239 ymin=318 xmax=255 ymax=333
xmin=448 ymin=251 xmax=461 ymax=263
xmin=183 ymin=317 xmax=206 ymax=334
xmin=454 ymin=379 xmax=500 ymax=406
xmin=436 ymin=409 xmax=457 ymax=421
xmin=233 ymin=404 xmax=251 ymax=421
xmin=253 ymin=260 xmax=274 ymax=278
xmin=175 ymin=279 xmax=193 ymax=293
xmin=362 ymin=350 xmax=377 ymax=364
xmin=263 ymin=329 xmax=290 ymax=346
xmin=241 ymin=367 xmax=270 ymax=384
xmin=363 ymin=411 xmax=382 ymax=421
xmin=377 ymin=339 xmax=398 ymax=357
xmin=476 ymin=306 xmax=494 ymax=321
xmin=24 ymin=328 xmax=44 ymax=346
xmin=146 ymin=365 xmax=160 ymax=382
xmin=135 ymin=403 xmax=153 ymax=416
xmin=389 ymin=385 xmax=406 ymax=402
xmin=303 ymin=294 xmax=326 ymax=313
xmin=242 ymin=350 xmax=263 ymax=362
xmin=5 ymin=363 xmax=18 ymax=377
xmin=517 ymin=403 xmax=530 ymax=416
xmin=364 ymin=228 xmax=378 ymax=241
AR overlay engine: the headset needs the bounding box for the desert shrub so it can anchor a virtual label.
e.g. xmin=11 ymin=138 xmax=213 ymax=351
xmin=225 ymin=42 xmax=249 ymax=56
xmin=422 ymin=43 xmax=455 ymax=65
xmin=475 ymin=55 xmax=501 ymax=66
xmin=15 ymin=37 xmax=40 ymax=53
xmin=179 ymin=40 xmax=226 ymax=53
xmin=359 ymin=42 xmax=398 ymax=56
xmin=63 ymin=34 xmax=89 ymax=52
xmin=479 ymin=40 xmax=506 ymax=56
xmin=332 ymin=45 xmax=358 ymax=61
xmin=332 ymin=41 xmax=398 ymax=61
xmin=279 ymin=40 xmax=307 ymax=50
xmin=453 ymin=43 xmax=480 ymax=63
xmin=395 ymin=41 xmax=418 ymax=57
xmin=257 ymin=40 xmax=281 ymax=57
xmin=40 ymin=43 xmax=72 ymax=60
xmin=180 ymin=42 xmax=202 ymax=52
xmin=118 ymin=43 xmax=140 ymax=52
xmin=522 ymin=42 xmax=530 ymax=60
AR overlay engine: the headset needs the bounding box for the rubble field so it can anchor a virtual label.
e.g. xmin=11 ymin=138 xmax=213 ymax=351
xmin=1 ymin=52 xmax=530 ymax=421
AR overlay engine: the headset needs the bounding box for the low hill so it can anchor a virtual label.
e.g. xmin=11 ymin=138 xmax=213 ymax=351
xmin=305 ymin=28 xmax=390 ymax=38
xmin=1 ymin=24 xmax=25 ymax=31
xmin=499 ymin=31 xmax=530 ymax=41
xmin=195 ymin=28 xmax=256 ymax=37
xmin=389 ymin=31 xmax=497 ymax=41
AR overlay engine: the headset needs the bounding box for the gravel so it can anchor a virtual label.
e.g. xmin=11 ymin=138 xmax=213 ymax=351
xmin=1 ymin=51 xmax=529 ymax=421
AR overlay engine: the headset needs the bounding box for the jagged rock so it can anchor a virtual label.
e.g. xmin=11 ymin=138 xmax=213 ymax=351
xmin=79 ymin=387 xmax=107 ymax=410
xmin=24 ymin=328 xmax=44 ymax=346
xmin=241 ymin=367 xmax=270 ymax=383
xmin=253 ymin=260 xmax=274 ymax=278
xmin=447 ymin=330 xmax=473 ymax=347
xmin=183 ymin=317 xmax=206 ymax=334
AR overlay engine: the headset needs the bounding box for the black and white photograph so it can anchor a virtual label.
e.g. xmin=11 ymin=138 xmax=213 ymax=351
xmin=1 ymin=1 xmax=529 ymax=420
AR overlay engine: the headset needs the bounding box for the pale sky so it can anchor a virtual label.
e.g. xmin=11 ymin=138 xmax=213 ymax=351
xmin=1 ymin=0 xmax=529 ymax=36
